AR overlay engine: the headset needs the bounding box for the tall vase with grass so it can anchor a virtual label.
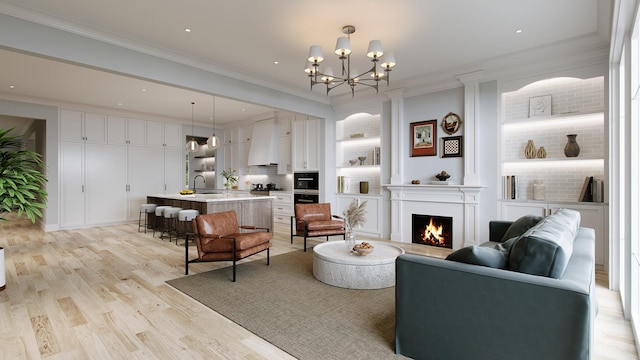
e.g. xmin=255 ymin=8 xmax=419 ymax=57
xmin=0 ymin=128 xmax=48 ymax=290
xmin=342 ymin=200 xmax=367 ymax=251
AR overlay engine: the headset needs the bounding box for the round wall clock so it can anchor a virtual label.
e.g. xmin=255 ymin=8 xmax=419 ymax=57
xmin=441 ymin=112 xmax=461 ymax=135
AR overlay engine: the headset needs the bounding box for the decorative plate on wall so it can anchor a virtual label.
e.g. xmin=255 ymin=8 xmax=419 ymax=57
xmin=441 ymin=112 xmax=461 ymax=135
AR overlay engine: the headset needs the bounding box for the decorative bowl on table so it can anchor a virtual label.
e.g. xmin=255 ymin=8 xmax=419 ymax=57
xmin=435 ymin=171 xmax=450 ymax=181
xmin=352 ymin=242 xmax=374 ymax=256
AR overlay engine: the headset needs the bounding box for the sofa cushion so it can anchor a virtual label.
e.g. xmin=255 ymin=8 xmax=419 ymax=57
xmin=501 ymin=215 xmax=544 ymax=242
xmin=508 ymin=208 xmax=580 ymax=278
xmin=445 ymin=246 xmax=508 ymax=269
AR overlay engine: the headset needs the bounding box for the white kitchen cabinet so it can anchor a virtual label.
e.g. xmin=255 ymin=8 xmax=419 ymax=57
xmin=278 ymin=135 xmax=292 ymax=174
xmin=147 ymin=121 xmax=182 ymax=149
xmin=60 ymin=141 xmax=128 ymax=228
xmin=223 ymin=143 xmax=235 ymax=173
xmin=500 ymin=201 xmax=607 ymax=267
xmin=107 ymin=116 xmax=146 ymax=146
xmin=337 ymin=195 xmax=382 ymax=237
xmin=272 ymin=192 xmax=293 ymax=224
xmin=293 ymin=115 xmax=319 ymax=171
xmin=127 ymin=147 xmax=164 ymax=221
xmin=224 ymin=127 xmax=238 ymax=145
xmin=60 ymin=109 xmax=107 ymax=143
xmin=238 ymin=141 xmax=251 ymax=175
xmin=278 ymin=115 xmax=292 ymax=137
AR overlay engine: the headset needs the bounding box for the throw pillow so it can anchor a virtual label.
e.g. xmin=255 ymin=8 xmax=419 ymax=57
xmin=445 ymin=246 xmax=508 ymax=269
xmin=501 ymin=215 xmax=544 ymax=242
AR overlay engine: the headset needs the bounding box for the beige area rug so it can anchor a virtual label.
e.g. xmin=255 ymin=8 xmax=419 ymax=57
xmin=166 ymin=250 xmax=405 ymax=360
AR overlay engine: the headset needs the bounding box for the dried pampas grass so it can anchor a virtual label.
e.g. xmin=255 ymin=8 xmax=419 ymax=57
xmin=343 ymin=200 xmax=367 ymax=231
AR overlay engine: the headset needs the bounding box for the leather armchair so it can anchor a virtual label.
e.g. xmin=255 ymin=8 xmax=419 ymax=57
xmin=290 ymin=203 xmax=345 ymax=252
xmin=187 ymin=210 xmax=272 ymax=281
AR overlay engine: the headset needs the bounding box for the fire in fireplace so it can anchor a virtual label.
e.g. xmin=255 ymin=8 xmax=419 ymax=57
xmin=412 ymin=214 xmax=453 ymax=248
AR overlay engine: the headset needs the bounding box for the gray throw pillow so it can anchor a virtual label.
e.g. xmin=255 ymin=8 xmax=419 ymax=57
xmin=501 ymin=215 xmax=544 ymax=242
xmin=445 ymin=246 xmax=508 ymax=269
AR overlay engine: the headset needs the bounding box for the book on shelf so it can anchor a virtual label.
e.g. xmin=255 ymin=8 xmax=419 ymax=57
xmin=503 ymin=175 xmax=518 ymax=200
xmin=579 ymin=176 xmax=594 ymax=202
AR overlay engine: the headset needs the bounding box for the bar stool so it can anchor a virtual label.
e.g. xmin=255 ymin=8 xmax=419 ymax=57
xmin=177 ymin=209 xmax=199 ymax=245
xmin=153 ymin=206 xmax=172 ymax=238
xmin=162 ymin=207 xmax=183 ymax=241
xmin=138 ymin=204 xmax=157 ymax=233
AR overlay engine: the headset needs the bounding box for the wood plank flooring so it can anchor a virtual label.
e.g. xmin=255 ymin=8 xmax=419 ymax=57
xmin=0 ymin=214 xmax=637 ymax=359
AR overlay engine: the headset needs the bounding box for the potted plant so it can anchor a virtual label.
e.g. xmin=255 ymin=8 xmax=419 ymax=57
xmin=0 ymin=128 xmax=48 ymax=290
xmin=220 ymin=168 xmax=238 ymax=190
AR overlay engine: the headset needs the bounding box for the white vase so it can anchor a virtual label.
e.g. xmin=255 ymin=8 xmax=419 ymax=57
xmin=0 ymin=247 xmax=5 ymax=291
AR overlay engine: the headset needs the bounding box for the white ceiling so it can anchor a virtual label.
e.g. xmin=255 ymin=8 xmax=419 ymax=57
xmin=0 ymin=0 xmax=612 ymax=126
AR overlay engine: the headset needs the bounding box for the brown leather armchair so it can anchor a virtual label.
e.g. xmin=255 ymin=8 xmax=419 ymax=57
xmin=291 ymin=203 xmax=345 ymax=252
xmin=187 ymin=210 xmax=272 ymax=281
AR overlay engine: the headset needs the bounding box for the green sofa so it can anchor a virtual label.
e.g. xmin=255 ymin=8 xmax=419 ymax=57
xmin=395 ymin=209 xmax=596 ymax=360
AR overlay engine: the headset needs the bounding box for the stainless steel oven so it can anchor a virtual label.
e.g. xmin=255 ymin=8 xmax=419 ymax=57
xmin=294 ymin=172 xmax=319 ymax=204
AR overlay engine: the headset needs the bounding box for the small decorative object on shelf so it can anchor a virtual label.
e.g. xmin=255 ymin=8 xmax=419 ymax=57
xmin=524 ymin=140 xmax=536 ymax=159
xmin=337 ymin=176 xmax=349 ymax=193
xmin=411 ymin=179 xmax=421 ymax=184
xmin=564 ymin=134 xmax=580 ymax=157
xmin=350 ymin=133 xmax=365 ymax=138
xmin=358 ymin=156 xmax=367 ymax=165
xmin=533 ymin=180 xmax=545 ymax=200
xmin=529 ymin=95 xmax=552 ymax=117
xmin=537 ymin=146 xmax=547 ymax=159
xmin=343 ymin=199 xmax=368 ymax=251
xmin=359 ymin=181 xmax=369 ymax=194
xmin=435 ymin=170 xmax=450 ymax=181
xmin=349 ymin=159 xmax=357 ymax=166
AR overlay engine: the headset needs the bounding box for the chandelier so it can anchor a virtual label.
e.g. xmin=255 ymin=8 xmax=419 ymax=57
xmin=304 ymin=25 xmax=396 ymax=96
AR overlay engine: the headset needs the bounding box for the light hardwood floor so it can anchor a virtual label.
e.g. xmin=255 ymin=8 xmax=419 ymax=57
xmin=0 ymin=214 xmax=637 ymax=359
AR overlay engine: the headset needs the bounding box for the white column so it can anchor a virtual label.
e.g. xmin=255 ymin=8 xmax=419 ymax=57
xmin=386 ymin=89 xmax=405 ymax=185
xmin=455 ymin=71 xmax=483 ymax=185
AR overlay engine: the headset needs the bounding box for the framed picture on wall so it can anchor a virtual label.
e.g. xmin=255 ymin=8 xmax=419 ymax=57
xmin=529 ymin=95 xmax=552 ymax=117
xmin=441 ymin=136 xmax=463 ymax=158
xmin=411 ymin=119 xmax=437 ymax=157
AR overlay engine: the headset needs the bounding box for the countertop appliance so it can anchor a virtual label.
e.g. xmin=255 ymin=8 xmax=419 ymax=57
xmin=294 ymin=172 xmax=319 ymax=204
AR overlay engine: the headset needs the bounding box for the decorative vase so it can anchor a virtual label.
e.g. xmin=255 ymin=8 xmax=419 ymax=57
xmin=536 ymin=146 xmax=547 ymax=159
xmin=524 ymin=140 xmax=536 ymax=159
xmin=0 ymin=247 xmax=5 ymax=291
xmin=564 ymin=134 xmax=580 ymax=157
xmin=345 ymin=232 xmax=356 ymax=252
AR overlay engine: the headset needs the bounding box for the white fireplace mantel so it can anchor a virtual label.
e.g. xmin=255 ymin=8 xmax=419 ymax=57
xmin=383 ymin=184 xmax=484 ymax=249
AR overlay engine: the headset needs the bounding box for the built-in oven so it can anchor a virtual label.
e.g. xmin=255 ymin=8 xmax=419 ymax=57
xmin=294 ymin=172 xmax=319 ymax=191
xmin=294 ymin=172 xmax=319 ymax=204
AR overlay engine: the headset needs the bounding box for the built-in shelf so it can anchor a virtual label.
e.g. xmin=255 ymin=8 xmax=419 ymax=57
xmin=337 ymin=165 xmax=380 ymax=169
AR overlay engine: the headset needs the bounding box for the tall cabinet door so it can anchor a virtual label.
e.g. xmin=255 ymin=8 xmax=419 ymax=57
xmin=128 ymin=147 xmax=165 ymax=220
xmin=85 ymin=144 xmax=128 ymax=225
xmin=164 ymin=148 xmax=184 ymax=194
xmin=60 ymin=142 xmax=85 ymax=227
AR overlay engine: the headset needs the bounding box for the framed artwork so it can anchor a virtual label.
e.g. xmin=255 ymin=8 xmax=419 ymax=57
xmin=441 ymin=112 xmax=461 ymax=135
xmin=411 ymin=120 xmax=437 ymax=157
xmin=529 ymin=95 xmax=552 ymax=117
xmin=441 ymin=136 xmax=463 ymax=158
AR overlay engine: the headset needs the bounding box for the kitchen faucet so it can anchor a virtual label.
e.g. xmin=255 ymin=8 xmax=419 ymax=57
xmin=193 ymin=174 xmax=206 ymax=191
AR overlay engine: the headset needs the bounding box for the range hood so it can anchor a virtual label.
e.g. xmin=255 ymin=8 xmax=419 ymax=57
xmin=248 ymin=118 xmax=278 ymax=166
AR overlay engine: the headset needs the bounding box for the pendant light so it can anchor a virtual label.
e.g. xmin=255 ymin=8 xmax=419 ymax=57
xmin=207 ymin=96 xmax=219 ymax=150
xmin=186 ymin=101 xmax=198 ymax=152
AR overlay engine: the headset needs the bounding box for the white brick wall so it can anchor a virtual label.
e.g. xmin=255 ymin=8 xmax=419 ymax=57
xmin=501 ymin=76 xmax=605 ymax=202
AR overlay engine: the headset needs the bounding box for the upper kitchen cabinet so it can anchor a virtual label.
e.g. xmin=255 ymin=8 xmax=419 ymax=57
xmin=146 ymin=121 xmax=182 ymax=149
xmin=60 ymin=109 xmax=107 ymax=143
xmin=293 ymin=115 xmax=320 ymax=171
xmin=107 ymin=116 xmax=146 ymax=146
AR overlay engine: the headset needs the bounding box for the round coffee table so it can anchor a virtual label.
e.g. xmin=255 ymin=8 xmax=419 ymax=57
xmin=312 ymin=240 xmax=405 ymax=289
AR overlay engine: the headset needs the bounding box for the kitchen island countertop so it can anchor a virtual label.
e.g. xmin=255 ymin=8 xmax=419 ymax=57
xmin=147 ymin=192 xmax=275 ymax=203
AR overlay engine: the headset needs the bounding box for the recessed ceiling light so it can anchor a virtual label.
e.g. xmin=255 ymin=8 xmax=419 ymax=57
xmin=9 ymin=85 xmax=15 ymax=89
xmin=117 ymin=102 xmax=123 ymax=106
xmin=142 ymin=88 xmax=147 ymax=92
xmin=274 ymin=61 xmax=279 ymax=65
xmin=185 ymin=28 xmax=192 ymax=33
xmin=242 ymin=108 xmax=246 ymax=112
xmin=515 ymin=29 xmax=523 ymax=34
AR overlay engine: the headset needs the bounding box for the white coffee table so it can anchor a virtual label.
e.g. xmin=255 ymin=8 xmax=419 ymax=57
xmin=312 ymin=240 xmax=405 ymax=289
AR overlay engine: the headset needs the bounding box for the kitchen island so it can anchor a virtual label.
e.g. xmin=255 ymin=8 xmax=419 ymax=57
xmin=146 ymin=193 xmax=275 ymax=231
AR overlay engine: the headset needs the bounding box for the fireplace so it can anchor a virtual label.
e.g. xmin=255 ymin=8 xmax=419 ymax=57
xmin=412 ymin=214 xmax=453 ymax=248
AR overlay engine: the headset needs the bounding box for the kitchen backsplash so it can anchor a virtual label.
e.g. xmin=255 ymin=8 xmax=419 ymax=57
xmin=241 ymin=166 xmax=293 ymax=191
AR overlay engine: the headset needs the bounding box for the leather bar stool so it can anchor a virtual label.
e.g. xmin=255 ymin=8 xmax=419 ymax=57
xmin=153 ymin=206 xmax=172 ymax=238
xmin=138 ymin=204 xmax=157 ymax=233
xmin=177 ymin=209 xmax=199 ymax=245
xmin=162 ymin=207 xmax=183 ymax=241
